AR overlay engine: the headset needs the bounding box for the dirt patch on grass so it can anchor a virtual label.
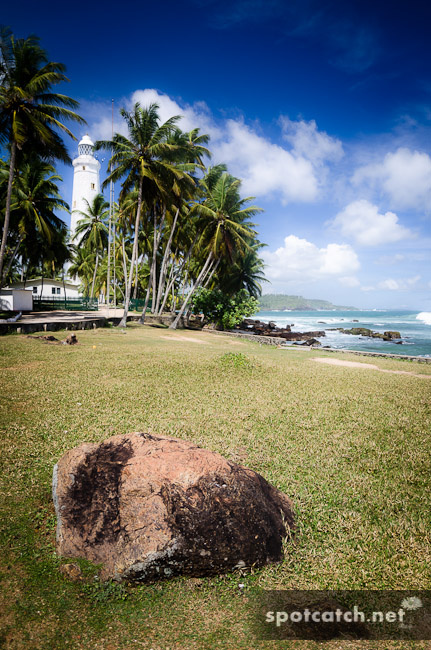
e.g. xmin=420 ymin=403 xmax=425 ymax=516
xmin=159 ymin=335 xmax=209 ymax=344
xmin=312 ymin=356 xmax=431 ymax=379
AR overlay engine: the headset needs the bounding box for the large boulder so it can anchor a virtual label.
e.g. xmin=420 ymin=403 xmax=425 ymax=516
xmin=53 ymin=433 xmax=294 ymax=582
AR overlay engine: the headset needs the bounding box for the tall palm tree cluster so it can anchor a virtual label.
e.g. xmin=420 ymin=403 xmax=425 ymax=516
xmin=0 ymin=27 xmax=266 ymax=327
xmin=0 ymin=26 xmax=84 ymax=289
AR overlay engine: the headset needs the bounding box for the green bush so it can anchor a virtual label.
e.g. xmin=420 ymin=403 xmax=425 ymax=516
xmin=192 ymin=288 xmax=259 ymax=330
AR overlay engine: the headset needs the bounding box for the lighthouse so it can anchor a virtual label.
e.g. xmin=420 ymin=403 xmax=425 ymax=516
xmin=70 ymin=134 xmax=101 ymax=241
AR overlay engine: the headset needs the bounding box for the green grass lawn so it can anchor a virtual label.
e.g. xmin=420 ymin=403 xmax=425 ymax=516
xmin=0 ymin=324 xmax=430 ymax=650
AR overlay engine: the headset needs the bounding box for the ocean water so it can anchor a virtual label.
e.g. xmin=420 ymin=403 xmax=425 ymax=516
xmin=255 ymin=310 xmax=431 ymax=357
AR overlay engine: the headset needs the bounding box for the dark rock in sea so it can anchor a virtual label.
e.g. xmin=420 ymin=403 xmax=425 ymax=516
xmin=332 ymin=327 xmax=402 ymax=342
xmin=277 ymin=330 xmax=326 ymax=341
xmin=235 ymin=319 xmax=326 ymax=344
xmin=300 ymin=338 xmax=321 ymax=346
xmin=238 ymin=319 xmax=291 ymax=336
xmin=383 ymin=331 xmax=401 ymax=340
xmin=352 ymin=319 xmax=359 ymax=322
xmin=317 ymin=321 xmax=327 ymax=324
xmin=53 ymin=433 xmax=295 ymax=582
xmin=351 ymin=327 xmax=373 ymax=336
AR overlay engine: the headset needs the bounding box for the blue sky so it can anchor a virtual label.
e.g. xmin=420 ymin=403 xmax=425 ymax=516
xmin=4 ymin=0 xmax=431 ymax=309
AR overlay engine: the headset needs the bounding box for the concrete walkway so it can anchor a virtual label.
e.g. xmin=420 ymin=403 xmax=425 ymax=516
xmin=0 ymin=310 xmax=188 ymax=334
xmin=0 ymin=310 xmax=110 ymax=334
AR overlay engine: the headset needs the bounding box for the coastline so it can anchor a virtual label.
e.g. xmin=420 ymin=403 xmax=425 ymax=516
xmin=254 ymin=309 xmax=431 ymax=358
xmin=204 ymin=329 xmax=431 ymax=363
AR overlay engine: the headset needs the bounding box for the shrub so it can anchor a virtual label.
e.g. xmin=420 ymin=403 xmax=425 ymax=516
xmin=192 ymin=288 xmax=259 ymax=330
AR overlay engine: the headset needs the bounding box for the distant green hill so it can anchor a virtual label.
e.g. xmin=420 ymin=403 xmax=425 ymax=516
xmin=258 ymin=294 xmax=357 ymax=311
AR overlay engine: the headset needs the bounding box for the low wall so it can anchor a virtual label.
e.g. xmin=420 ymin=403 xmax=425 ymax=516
xmin=141 ymin=314 xmax=189 ymax=328
xmin=0 ymin=317 xmax=107 ymax=335
xmin=202 ymin=329 xmax=287 ymax=346
xmin=0 ymin=312 xmax=189 ymax=335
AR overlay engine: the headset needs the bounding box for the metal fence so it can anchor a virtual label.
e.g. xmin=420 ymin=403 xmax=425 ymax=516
xmin=33 ymin=297 xmax=99 ymax=311
xmin=129 ymin=299 xmax=151 ymax=311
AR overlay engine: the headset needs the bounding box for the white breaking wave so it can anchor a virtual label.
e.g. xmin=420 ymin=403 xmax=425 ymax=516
xmin=416 ymin=312 xmax=431 ymax=326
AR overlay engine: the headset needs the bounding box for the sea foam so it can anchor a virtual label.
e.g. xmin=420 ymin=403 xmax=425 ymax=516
xmin=416 ymin=312 xmax=431 ymax=326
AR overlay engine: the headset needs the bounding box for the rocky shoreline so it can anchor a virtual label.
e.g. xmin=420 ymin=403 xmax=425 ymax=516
xmin=235 ymin=319 xmax=325 ymax=346
xmin=232 ymin=320 xmax=404 ymax=347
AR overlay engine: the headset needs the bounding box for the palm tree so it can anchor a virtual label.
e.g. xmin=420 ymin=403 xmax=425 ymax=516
xmin=74 ymin=194 xmax=109 ymax=299
xmin=3 ymin=156 xmax=69 ymax=285
xmin=0 ymin=27 xmax=85 ymax=284
xmin=68 ymin=248 xmax=94 ymax=297
xmin=170 ymin=168 xmax=262 ymax=328
xmin=217 ymin=244 xmax=267 ymax=298
xmin=95 ymin=102 xmax=193 ymax=326
xmin=152 ymin=128 xmax=211 ymax=315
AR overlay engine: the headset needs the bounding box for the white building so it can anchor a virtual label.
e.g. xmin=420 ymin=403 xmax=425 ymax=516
xmin=70 ymin=134 xmax=101 ymax=242
xmin=8 ymin=278 xmax=80 ymax=300
xmin=0 ymin=289 xmax=33 ymax=311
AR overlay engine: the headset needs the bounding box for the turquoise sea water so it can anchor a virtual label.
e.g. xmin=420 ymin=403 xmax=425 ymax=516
xmin=255 ymin=310 xmax=431 ymax=357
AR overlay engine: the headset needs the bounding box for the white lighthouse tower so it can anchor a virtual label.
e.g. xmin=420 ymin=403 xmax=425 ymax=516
xmin=70 ymin=134 xmax=101 ymax=241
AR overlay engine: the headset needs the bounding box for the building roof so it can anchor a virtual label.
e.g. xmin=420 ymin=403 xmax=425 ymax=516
xmin=8 ymin=278 xmax=80 ymax=289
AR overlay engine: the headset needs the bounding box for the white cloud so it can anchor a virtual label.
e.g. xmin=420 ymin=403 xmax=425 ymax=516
xmin=131 ymin=89 xmax=220 ymax=139
xmin=332 ymin=200 xmax=414 ymax=246
xmin=361 ymin=276 xmax=421 ymax=292
xmin=339 ymin=276 xmax=361 ymax=287
xmin=214 ymin=120 xmax=317 ymax=202
xmin=378 ymin=278 xmax=400 ymax=291
xmin=263 ymin=235 xmax=360 ymax=283
xmin=379 ymin=275 xmax=420 ymax=291
xmin=88 ymin=89 xmax=345 ymax=204
xmin=352 ymin=147 xmax=431 ymax=211
xmin=280 ymin=116 xmax=344 ymax=165
xmin=89 ymin=90 xmax=220 ymax=143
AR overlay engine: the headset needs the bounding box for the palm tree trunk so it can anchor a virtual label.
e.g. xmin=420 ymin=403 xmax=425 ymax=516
xmin=158 ymin=247 xmax=178 ymax=315
xmin=161 ymin=233 xmax=198 ymax=313
xmin=140 ymin=265 xmax=153 ymax=324
xmin=62 ymin=272 xmax=67 ymax=309
xmin=113 ymin=224 xmax=117 ymax=310
xmin=0 ymin=142 xmax=17 ymax=288
xmin=90 ymin=252 xmax=99 ymax=300
xmin=203 ymin=257 xmax=220 ymax=288
xmin=150 ymin=209 xmax=158 ymax=314
xmin=119 ymin=182 xmax=143 ymax=327
xmin=150 ymin=205 xmax=165 ymax=313
xmin=1 ymin=233 xmax=24 ymax=286
xmin=132 ymin=257 xmax=138 ymax=301
xmin=155 ymin=206 xmax=179 ymax=314
xmin=170 ymin=251 xmax=214 ymax=329
xmin=121 ymin=238 xmax=128 ymax=284
xmin=107 ymin=205 xmax=112 ymax=308
xmin=140 ymin=207 xmax=165 ymax=323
